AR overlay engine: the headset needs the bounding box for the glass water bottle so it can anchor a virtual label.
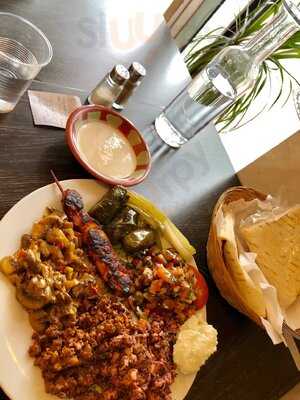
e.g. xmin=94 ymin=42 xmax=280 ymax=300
xmin=155 ymin=0 xmax=300 ymax=148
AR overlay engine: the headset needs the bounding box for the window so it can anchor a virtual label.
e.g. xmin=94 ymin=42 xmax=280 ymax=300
xmin=165 ymin=0 xmax=269 ymax=50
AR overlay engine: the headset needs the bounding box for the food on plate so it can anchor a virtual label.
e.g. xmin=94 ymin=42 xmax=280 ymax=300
xmin=90 ymin=186 xmax=128 ymax=225
xmin=127 ymin=191 xmax=196 ymax=262
xmin=174 ymin=311 xmax=218 ymax=375
xmin=92 ymin=195 xmax=157 ymax=252
xmin=240 ymin=205 xmax=300 ymax=309
xmin=52 ymin=173 xmax=133 ymax=295
xmin=0 ymin=181 xmax=216 ymax=400
xmin=91 ymin=186 xmax=209 ymax=323
xmin=122 ymin=228 xmax=156 ymax=253
xmin=126 ymin=246 xmax=209 ymax=323
xmin=106 ymin=207 xmax=141 ymax=243
xmin=30 ymin=294 xmax=176 ymax=400
xmin=1 ymin=208 xmax=175 ymax=400
xmin=0 ymin=208 xmax=104 ymax=333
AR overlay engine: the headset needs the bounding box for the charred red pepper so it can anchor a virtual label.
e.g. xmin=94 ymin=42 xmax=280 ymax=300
xmin=189 ymin=266 xmax=209 ymax=309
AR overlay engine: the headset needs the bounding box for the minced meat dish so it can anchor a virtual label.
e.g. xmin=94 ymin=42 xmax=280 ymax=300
xmin=30 ymin=295 xmax=176 ymax=400
xmin=0 ymin=208 xmax=177 ymax=399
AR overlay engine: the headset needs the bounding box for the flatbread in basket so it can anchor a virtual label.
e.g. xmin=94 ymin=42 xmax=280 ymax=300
xmin=207 ymin=187 xmax=266 ymax=326
xmin=207 ymin=186 xmax=300 ymax=369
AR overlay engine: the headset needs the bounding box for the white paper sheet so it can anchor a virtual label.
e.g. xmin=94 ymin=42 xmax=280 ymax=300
xmin=28 ymin=90 xmax=82 ymax=128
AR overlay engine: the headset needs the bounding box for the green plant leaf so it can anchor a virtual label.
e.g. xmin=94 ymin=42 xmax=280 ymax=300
xmin=184 ymin=0 xmax=298 ymax=131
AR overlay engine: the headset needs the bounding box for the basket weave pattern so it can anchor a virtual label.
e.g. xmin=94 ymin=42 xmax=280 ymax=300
xmin=207 ymin=187 xmax=266 ymax=327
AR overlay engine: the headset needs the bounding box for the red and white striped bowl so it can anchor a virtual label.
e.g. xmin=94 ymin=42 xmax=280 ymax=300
xmin=66 ymin=105 xmax=151 ymax=186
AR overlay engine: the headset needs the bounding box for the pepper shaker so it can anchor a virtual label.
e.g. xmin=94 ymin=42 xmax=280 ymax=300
xmin=113 ymin=62 xmax=146 ymax=110
xmin=88 ymin=64 xmax=130 ymax=108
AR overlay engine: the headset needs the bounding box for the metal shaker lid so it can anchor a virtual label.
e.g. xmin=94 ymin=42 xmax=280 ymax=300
xmin=128 ymin=62 xmax=147 ymax=83
xmin=110 ymin=64 xmax=130 ymax=85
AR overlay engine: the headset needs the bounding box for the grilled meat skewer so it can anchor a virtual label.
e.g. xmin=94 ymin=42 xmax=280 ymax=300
xmin=51 ymin=171 xmax=133 ymax=295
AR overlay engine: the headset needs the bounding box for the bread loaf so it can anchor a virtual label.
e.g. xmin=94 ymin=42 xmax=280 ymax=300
xmin=241 ymin=205 xmax=300 ymax=309
xmin=220 ymin=212 xmax=266 ymax=317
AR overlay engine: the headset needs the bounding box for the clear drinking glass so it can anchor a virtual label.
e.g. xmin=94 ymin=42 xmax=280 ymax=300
xmin=155 ymin=0 xmax=300 ymax=148
xmin=0 ymin=13 xmax=52 ymax=113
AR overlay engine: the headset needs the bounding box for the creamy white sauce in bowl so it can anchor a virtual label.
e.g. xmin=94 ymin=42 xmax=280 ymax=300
xmin=76 ymin=120 xmax=137 ymax=180
xmin=66 ymin=105 xmax=151 ymax=186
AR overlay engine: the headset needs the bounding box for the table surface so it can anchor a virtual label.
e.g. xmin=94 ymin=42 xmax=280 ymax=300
xmin=0 ymin=1 xmax=299 ymax=400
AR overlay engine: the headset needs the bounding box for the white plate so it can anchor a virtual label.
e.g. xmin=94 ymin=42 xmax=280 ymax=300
xmin=0 ymin=179 xmax=201 ymax=400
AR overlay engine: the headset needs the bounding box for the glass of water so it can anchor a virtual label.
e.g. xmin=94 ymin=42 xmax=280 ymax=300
xmin=0 ymin=13 xmax=52 ymax=113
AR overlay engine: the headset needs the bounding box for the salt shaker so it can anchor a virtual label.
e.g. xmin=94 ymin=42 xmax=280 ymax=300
xmin=113 ymin=62 xmax=146 ymax=110
xmin=88 ymin=65 xmax=130 ymax=107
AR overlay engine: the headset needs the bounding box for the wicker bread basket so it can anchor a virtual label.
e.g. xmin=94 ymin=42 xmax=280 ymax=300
xmin=207 ymin=186 xmax=266 ymax=327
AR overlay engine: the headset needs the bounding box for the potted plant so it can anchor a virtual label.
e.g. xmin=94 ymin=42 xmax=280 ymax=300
xmin=184 ymin=0 xmax=300 ymax=131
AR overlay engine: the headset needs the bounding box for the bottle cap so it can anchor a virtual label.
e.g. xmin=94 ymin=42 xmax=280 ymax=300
xmin=128 ymin=62 xmax=147 ymax=83
xmin=110 ymin=64 xmax=130 ymax=85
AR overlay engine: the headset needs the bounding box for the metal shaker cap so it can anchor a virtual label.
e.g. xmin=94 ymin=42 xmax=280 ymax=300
xmin=128 ymin=62 xmax=147 ymax=83
xmin=110 ymin=64 xmax=130 ymax=85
